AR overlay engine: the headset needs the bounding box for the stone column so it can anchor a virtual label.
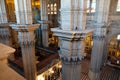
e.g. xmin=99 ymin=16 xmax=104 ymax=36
xmin=0 ymin=0 xmax=8 ymax=23
xmin=89 ymin=25 xmax=107 ymax=80
xmin=89 ymin=0 xmax=92 ymax=14
xmin=0 ymin=0 xmax=13 ymax=46
xmin=89 ymin=0 xmax=111 ymax=80
xmin=35 ymin=25 xmax=42 ymax=47
xmin=51 ymin=0 xmax=93 ymax=80
xmin=14 ymin=0 xmax=33 ymax=24
xmin=10 ymin=24 xmax=39 ymax=80
xmin=11 ymin=0 xmax=39 ymax=80
xmin=38 ymin=0 xmax=49 ymax=47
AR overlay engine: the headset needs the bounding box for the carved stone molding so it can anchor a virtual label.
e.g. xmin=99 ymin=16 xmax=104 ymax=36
xmin=0 ymin=24 xmax=12 ymax=46
xmin=51 ymin=28 xmax=93 ymax=41
xmin=61 ymin=57 xmax=82 ymax=64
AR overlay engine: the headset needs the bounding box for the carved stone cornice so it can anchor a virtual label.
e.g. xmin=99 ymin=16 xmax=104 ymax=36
xmin=110 ymin=21 xmax=120 ymax=27
xmin=37 ymin=20 xmax=49 ymax=30
xmin=10 ymin=24 xmax=39 ymax=32
xmin=61 ymin=57 xmax=81 ymax=64
xmin=10 ymin=24 xmax=39 ymax=47
xmin=90 ymin=22 xmax=108 ymax=40
xmin=51 ymin=28 xmax=94 ymax=41
xmin=52 ymin=28 xmax=93 ymax=64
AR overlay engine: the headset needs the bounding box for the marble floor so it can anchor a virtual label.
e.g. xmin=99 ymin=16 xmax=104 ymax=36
xmin=81 ymin=59 xmax=120 ymax=80
xmin=58 ymin=59 xmax=120 ymax=80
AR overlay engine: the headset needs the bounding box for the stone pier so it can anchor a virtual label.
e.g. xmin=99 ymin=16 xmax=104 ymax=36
xmin=11 ymin=24 xmax=39 ymax=80
xmin=10 ymin=0 xmax=39 ymax=80
xmin=38 ymin=0 xmax=49 ymax=47
xmin=51 ymin=0 xmax=93 ymax=80
xmin=0 ymin=0 xmax=12 ymax=46
xmin=0 ymin=0 xmax=8 ymax=24
xmin=89 ymin=0 xmax=111 ymax=80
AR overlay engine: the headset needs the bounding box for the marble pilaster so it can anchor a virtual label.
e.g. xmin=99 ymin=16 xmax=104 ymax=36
xmin=10 ymin=24 xmax=39 ymax=80
xmin=0 ymin=0 xmax=8 ymax=23
xmin=39 ymin=0 xmax=49 ymax=47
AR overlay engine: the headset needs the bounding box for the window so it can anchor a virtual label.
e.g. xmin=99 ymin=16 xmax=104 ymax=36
xmin=87 ymin=0 xmax=96 ymax=13
xmin=117 ymin=34 xmax=120 ymax=40
xmin=54 ymin=3 xmax=57 ymax=14
xmin=91 ymin=0 xmax=96 ymax=12
xmin=87 ymin=0 xmax=90 ymax=12
xmin=47 ymin=3 xmax=57 ymax=14
xmin=116 ymin=0 xmax=120 ymax=11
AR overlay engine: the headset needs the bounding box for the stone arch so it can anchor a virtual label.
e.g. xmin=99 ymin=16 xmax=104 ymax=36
xmin=102 ymin=23 xmax=120 ymax=65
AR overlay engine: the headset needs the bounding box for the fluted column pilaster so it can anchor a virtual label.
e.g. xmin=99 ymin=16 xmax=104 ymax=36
xmin=60 ymin=0 xmax=87 ymax=30
xmin=38 ymin=0 xmax=49 ymax=47
xmin=0 ymin=0 xmax=8 ymax=23
xmin=14 ymin=0 xmax=33 ymax=24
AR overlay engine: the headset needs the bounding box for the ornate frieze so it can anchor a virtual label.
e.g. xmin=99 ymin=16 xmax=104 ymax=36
xmin=61 ymin=57 xmax=82 ymax=64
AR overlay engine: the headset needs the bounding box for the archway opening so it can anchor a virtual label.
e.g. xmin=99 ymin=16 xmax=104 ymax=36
xmin=107 ymin=34 xmax=120 ymax=69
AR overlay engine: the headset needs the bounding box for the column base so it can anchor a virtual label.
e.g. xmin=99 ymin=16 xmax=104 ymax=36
xmin=88 ymin=70 xmax=100 ymax=80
